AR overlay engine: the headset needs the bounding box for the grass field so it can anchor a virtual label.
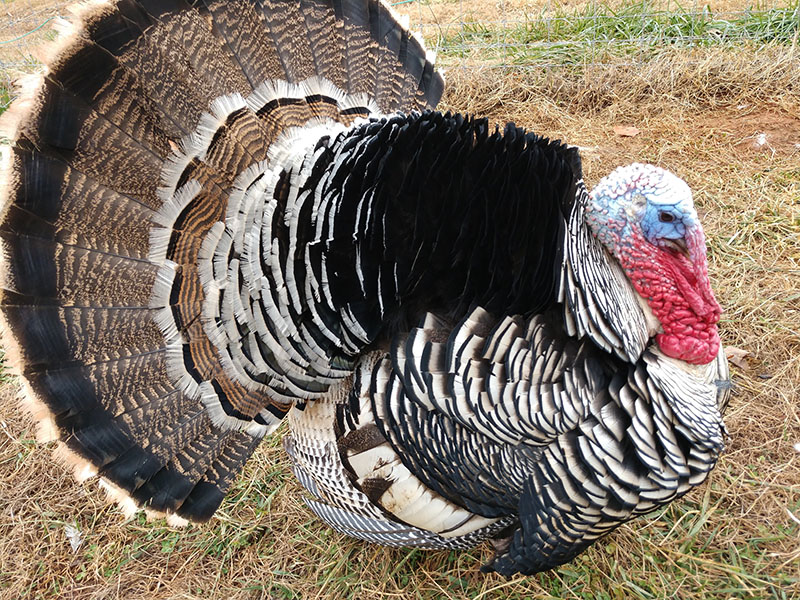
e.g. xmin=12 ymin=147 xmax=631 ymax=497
xmin=1 ymin=1 xmax=799 ymax=598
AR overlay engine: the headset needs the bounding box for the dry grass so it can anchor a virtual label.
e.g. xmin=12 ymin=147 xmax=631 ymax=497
xmin=1 ymin=1 xmax=800 ymax=599
xmin=441 ymin=44 xmax=800 ymax=117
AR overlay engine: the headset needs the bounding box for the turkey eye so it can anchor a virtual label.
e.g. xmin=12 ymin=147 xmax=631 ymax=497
xmin=658 ymin=211 xmax=675 ymax=223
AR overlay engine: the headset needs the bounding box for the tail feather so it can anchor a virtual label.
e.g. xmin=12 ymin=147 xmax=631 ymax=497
xmin=397 ymin=41 xmax=427 ymax=109
xmin=338 ymin=0 xmax=380 ymax=96
xmin=2 ymin=306 xmax=162 ymax=368
xmin=110 ymin=390 xmax=188 ymax=430
xmin=23 ymin=350 xmax=174 ymax=418
xmin=298 ymin=0 xmax=348 ymax=89
xmin=16 ymin=79 xmax=163 ymax=208
xmin=72 ymin=398 xmax=205 ymax=469
xmin=372 ymin=12 xmax=409 ymax=112
xmin=0 ymin=235 xmax=159 ymax=306
xmin=256 ymin=0 xmax=320 ymax=82
xmin=124 ymin=1 xmax=254 ymax=99
xmin=379 ymin=4 xmax=442 ymax=112
xmin=144 ymin=418 xmax=231 ymax=511
xmin=198 ymin=1 xmax=295 ymax=88
xmin=47 ymin=16 xmax=177 ymax=155
xmin=68 ymin=391 xmax=229 ymax=494
xmin=416 ymin=60 xmax=442 ymax=111
xmin=112 ymin=409 xmax=212 ymax=503
xmin=4 ymin=150 xmax=154 ymax=259
xmin=178 ymin=430 xmax=263 ymax=519
xmin=80 ymin=0 xmax=250 ymax=139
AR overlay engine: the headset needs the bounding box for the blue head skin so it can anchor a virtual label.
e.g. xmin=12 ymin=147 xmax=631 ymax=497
xmin=586 ymin=163 xmax=698 ymax=253
xmin=639 ymin=177 xmax=699 ymax=257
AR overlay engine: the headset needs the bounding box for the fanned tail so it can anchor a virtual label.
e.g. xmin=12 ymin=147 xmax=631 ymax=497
xmin=0 ymin=0 xmax=442 ymax=521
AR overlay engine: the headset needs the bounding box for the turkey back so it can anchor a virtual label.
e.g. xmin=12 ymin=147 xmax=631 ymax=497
xmin=0 ymin=0 xmax=442 ymax=521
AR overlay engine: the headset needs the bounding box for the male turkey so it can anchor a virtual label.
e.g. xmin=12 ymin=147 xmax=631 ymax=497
xmin=0 ymin=0 xmax=729 ymax=577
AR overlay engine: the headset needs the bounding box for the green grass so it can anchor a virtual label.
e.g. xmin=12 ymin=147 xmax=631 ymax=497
xmin=435 ymin=0 xmax=800 ymax=65
xmin=0 ymin=79 xmax=11 ymax=119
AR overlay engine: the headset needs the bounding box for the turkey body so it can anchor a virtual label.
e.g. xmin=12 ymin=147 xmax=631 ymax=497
xmin=0 ymin=0 xmax=729 ymax=576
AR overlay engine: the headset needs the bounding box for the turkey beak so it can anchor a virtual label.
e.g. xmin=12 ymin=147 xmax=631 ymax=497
xmin=661 ymin=237 xmax=690 ymax=261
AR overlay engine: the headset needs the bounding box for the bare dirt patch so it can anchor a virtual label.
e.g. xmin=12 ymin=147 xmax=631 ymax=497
xmin=712 ymin=110 xmax=800 ymax=157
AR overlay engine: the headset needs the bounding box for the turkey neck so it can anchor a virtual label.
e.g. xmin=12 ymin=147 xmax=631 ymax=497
xmin=303 ymin=111 xmax=583 ymax=344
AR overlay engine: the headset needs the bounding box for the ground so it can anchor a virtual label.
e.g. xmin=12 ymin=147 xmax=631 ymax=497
xmin=0 ymin=1 xmax=799 ymax=599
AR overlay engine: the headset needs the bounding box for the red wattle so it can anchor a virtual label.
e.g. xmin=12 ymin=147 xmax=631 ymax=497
xmin=617 ymin=228 xmax=721 ymax=365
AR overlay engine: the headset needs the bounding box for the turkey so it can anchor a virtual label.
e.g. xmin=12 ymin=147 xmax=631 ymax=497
xmin=0 ymin=0 xmax=729 ymax=577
